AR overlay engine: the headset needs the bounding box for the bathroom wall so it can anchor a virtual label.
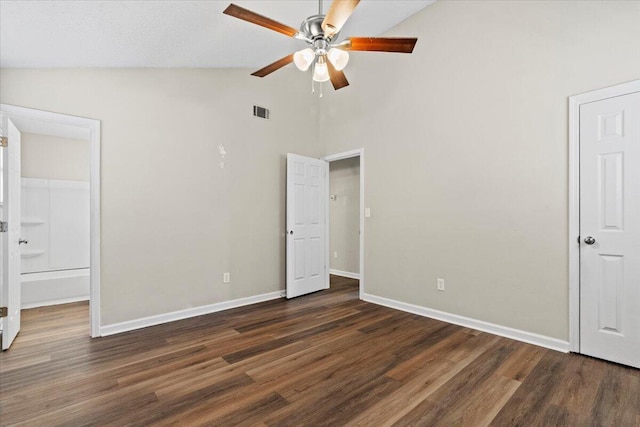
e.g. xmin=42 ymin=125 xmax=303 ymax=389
xmin=21 ymin=132 xmax=89 ymax=181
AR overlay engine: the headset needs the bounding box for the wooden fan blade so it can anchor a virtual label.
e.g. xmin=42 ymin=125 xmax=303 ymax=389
xmin=346 ymin=37 xmax=418 ymax=53
xmin=223 ymin=4 xmax=298 ymax=38
xmin=322 ymin=0 xmax=361 ymax=38
xmin=326 ymin=59 xmax=349 ymax=90
xmin=251 ymin=54 xmax=295 ymax=77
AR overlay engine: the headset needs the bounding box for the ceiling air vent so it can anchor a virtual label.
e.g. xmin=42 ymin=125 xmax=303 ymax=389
xmin=253 ymin=105 xmax=270 ymax=119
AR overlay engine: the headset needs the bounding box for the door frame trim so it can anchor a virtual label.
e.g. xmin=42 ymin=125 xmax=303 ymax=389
xmin=322 ymin=149 xmax=364 ymax=300
xmin=568 ymin=79 xmax=640 ymax=353
xmin=0 ymin=104 xmax=101 ymax=338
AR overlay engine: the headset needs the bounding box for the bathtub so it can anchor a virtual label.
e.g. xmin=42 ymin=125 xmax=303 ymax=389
xmin=21 ymin=268 xmax=90 ymax=309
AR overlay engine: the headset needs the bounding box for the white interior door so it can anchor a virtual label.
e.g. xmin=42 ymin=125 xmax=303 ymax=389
xmin=286 ymin=153 xmax=327 ymax=298
xmin=1 ymin=118 xmax=22 ymax=350
xmin=580 ymin=91 xmax=640 ymax=368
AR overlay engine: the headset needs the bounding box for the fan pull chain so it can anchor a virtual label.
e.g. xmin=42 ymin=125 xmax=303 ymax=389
xmin=310 ymin=71 xmax=322 ymax=98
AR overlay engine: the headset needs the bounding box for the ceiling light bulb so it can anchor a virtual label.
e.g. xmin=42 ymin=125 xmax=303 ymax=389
xmin=293 ymin=48 xmax=315 ymax=71
xmin=327 ymin=48 xmax=349 ymax=71
xmin=313 ymin=60 xmax=330 ymax=82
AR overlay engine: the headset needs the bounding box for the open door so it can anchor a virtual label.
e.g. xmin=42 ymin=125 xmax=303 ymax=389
xmin=1 ymin=117 xmax=21 ymax=350
xmin=286 ymin=154 xmax=327 ymax=298
xmin=579 ymin=91 xmax=640 ymax=368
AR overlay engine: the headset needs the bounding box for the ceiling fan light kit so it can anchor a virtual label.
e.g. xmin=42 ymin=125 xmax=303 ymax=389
xmin=293 ymin=48 xmax=315 ymax=71
xmin=223 ymin=0 xmax=418 ymax=94
xmin=312 ymin=56 xmax=331 ymax=83
xmin=327 ymin=48 xmax=349 ymax=71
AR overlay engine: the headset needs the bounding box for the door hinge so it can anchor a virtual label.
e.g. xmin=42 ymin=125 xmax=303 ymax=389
xmin=0 ymin=136 xmax=7 ymax=147
xmin=0 ymin=221 xmax=7 ymax=233
xmin=0 ymin=307 xmax=7 ymax=318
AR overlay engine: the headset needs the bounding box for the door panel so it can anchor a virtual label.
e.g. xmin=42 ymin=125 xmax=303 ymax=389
xmin=286 ymin=154 xmax=327 ymax=298
xmin=1 ymin=118 xmax=21 ymax=350
xmin=580 ymin=91 xmax=640 ymax=368
xmin=597 ymin=254 xmax=623 ymax=334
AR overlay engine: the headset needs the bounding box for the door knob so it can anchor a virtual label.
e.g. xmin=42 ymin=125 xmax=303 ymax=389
xmin=19 ymin=239 xmax=28 ymax=245
xmin=289 ymin=230 xmax=293 ymax=235
xmin=584 ymin=236 xmax=596 ymax=245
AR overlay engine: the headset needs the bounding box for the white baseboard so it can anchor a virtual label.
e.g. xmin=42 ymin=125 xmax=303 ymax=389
xmin=100 ymin=291 xmax=284 ymax=337
xmin=362 ymin=293 xmax=570 ymax=353
xmin=329 ymin=269 xmax=360 ymax=280
xmin=22 ymin=296 xmax=89 ymax=310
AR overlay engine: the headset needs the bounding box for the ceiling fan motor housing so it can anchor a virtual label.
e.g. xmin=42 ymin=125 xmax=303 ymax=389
xmin=300 ymin=15 xmax=339 ymax=43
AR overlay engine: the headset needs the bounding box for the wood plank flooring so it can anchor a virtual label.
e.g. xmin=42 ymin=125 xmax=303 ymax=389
xmin=1 ymin=276 xmax=639 ymax=426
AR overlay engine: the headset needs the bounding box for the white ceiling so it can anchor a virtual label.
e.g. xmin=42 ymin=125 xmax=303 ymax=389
xmin=0 ymin=0 xmax=434 ymax=68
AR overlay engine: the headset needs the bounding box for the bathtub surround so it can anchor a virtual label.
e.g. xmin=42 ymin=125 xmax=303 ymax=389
xmin=21 ymin=178 xmax=90 ymax=308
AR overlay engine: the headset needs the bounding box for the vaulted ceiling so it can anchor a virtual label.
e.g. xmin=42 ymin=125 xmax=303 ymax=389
xmin=0 ymin=1 xmax=434 ymax=68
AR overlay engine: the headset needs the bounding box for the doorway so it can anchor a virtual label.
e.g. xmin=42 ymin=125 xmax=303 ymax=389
xmin=569 ymin=80 xmax=640 ymax=368
xmin=21 ymin=132 xmax=91 ymax=311
xmin=323 ymin=149 xmax=364 ymax=298
xmin=0 ymin=104 xmax=100 ymax=347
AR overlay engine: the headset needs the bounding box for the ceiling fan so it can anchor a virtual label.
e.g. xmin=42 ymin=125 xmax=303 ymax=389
xmin=223 ymin=0 xmax=418 ymax=92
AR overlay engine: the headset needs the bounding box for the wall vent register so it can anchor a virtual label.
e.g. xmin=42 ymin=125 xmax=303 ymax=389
xmin=253 ymin=105 xmax=270 ymax=119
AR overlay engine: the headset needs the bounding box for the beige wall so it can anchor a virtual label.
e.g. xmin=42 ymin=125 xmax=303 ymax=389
xmin=21 ymin=132 xmax=89 ymax=181
xmin=1 ymin=68 xmax=320 ymax=326
xmin=321 ymin=0 xmax=640 ymax=340
xmin=329 ymin=157 xmax=360 ymax=274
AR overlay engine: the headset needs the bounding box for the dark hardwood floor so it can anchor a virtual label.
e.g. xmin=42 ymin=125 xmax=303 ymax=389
xmin=1 ymin=276 xmax=639 ymax=426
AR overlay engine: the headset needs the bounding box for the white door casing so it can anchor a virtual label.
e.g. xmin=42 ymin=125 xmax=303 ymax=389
xmin=579 ymin=91 xmax=640 ymax=368
xmin=1 ymin=117 xmax=22 ymax=350
xmin=322 ymin=148 xmax=365 ymax=300
xmin=0 ymin=104 xmax=101 ymax=339
xmin=286 ymin=154 xmax=327 ymax=298
xmin=0 ymin=127 xmax=3 ymax=339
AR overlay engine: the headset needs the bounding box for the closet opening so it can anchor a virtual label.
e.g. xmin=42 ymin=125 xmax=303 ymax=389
xmin=323 ymin=149 xmax=364 ymax=298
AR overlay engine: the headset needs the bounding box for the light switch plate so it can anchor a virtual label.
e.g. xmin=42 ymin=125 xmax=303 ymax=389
xmin=365 ymin=208 xmax=371 ymax=218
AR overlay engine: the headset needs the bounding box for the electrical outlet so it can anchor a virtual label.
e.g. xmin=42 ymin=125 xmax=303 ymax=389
xmin=437 ymin=278 xmax=445 ymax=291
xmin=333 ymin=251 xmax=338 ymax=259
xmin=223 ymin=272 xmax=230 ymax=283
